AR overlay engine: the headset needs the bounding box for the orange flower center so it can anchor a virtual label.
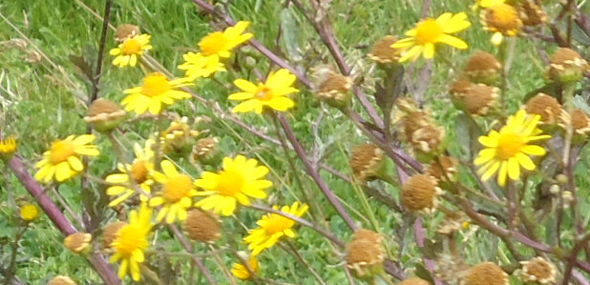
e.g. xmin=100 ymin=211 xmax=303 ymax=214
xmin=216 ymin=169 xmax=245 ymax=196
xmin=142 ymin=73 xmax=171 ymax=97
xmin=130 ymin=161 xmax=149 ymax=184
xmin=415 ymin=19 xmax=442 ymax=45
xmin=50 ymin=140 xmax=76 ymax=164
xmin=486 ymin=4 xmax=520 ymax=31
xmin=113 ymin=224 xmax=148 ymax=257
xmin=497 ymin=132 xmax=524 ymax=160
xmin=121 ymin=38 xmax=142 ymax=55
xmin=265 ymin=215 xmax=294 ymax=235
xmin=162 ymin=174 xmax=192 ymax=202
xmin=254 ymin=84 xmax=273 ymax=101
xmin=199 ymin=32 xmax=228 ymax=56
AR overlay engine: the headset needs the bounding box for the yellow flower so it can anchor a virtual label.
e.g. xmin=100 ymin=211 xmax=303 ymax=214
xmin=482 ymin=3 xmax=522 ymax=45
xmin=475 ymin=110 xmax=550 ymax=186
xmin=244 ymin=202 xmax=308 ymax=256
xmin=232 ymin=255 xmax=259 ymax=280
xmin=34 ymin=135 xmax=100 ymax=183
xmin=20 ymin=203 xmax=39 ymax=222
xmin=0 ymin=135 xmax=17 ymax=160
xmin=121 ymin=73 xmax=193 ymax=115
xmin=149 ymin=160 xmax=198 ymax=224
xmin=110 ymin=204 xmax=152 ymax=281
xmin=105 ymin=140 xmax=155 ymax=207
xmin=109 ymin=34 xmax=152 ymax=68
xmin=178 ymin=21 xmax=253 ymax=79
xmin=229 ymin=69 xmax=298 ymax=114
xmin=194 ymin=155 xmax=272 ymax=216
xmin=391 ymin=12 xmax=471 ymax=62
xmin=472 ymin=0 xmax=505 ymax=10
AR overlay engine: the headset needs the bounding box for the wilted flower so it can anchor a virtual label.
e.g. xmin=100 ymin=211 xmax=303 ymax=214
xmin=519 ymin=0 xmax=547 ymax=26
xmin=184 ymin=209 xmax=221 ymax=243
xmin=368 ymin=35 xmax=402 ymax=63
xmin=349 ymin=143 xmax=385 ymax=182
xmin=192 ymin=137 xmax=219 ymax=165
xmin=426 ymin=156 xmax=459 ymax=182
xmin=84 ymin=99 xmax=126 ymax=133
xmin=559 ymin=108 xmax=590 ymax=139
xmin=398 ymin=277 xmax=433 ymax=285
xmin=525 ymin=93 xmax=562 ymax=125
xmin=546 ymin=47 xmax=590 ymax=83
xmin=461 ymin=262 xmax=508 ymax=285
xmin=464 ymin=51 xmax=502 ymax=85
xmin=313 ymin=67 xmax=353 ymax=108
xmin=102 ymin=221 xmax=126 ymax=250
xmin=64 ymin=232 xmax=92 ymax=254
xmin=401 ymin=174 xmax=443 ymax=214
xmin=520 ymin=257 xmax=557 ymax=284
xmin=115 ymin=24 xmax=140 ymax=43
xmin=454 ymin=84 xmax=499 ymax=116
xmin=346 ymin=229 xmax=384 ymax=279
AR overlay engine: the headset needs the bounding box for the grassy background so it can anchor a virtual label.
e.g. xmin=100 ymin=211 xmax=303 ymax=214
xmin=1 ymin=0 xmax=588 ymax=284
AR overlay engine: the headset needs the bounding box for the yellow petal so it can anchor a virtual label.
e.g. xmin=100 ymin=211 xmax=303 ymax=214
xmin=507 ymin=157 xmax=520 ymax=180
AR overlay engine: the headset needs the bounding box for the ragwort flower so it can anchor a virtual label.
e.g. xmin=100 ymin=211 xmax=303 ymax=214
xmin=229 ymin=69 xmax=298 ymax=114
xmin=232 ymin=255 xmax=259 ymax=280
xmin=0 ymin=135 xmax=17 ymax=161
xmin=34 ymin=134 xmax=100 ymax=183
xmin=475 ymin=110 xmax=550 ymax=186
xmin=105 ymin=140 xmax=155 ymax=207
xmin=149 ymin=160 xmax=198 ymax=224
xmin=178 ymin=21 xmax=253 ymax=79
xmin=109 ymin=34 xmax=152 ymax=68
xmin=391 ymin=12 xmax=471 ymax=62
xmin=481 ymin=3 xmax=522 ymax=45
xmin=472 ymin=0 xmax=505 ymax=10
xmin=194 ymin=155 xmax=272 ymax=216
xmin=244 ymin=202 xmax=308 ymax=256
xmin=121 ymin=73 xmax=192 ymax=115
xmin=110 ymin=204 xmax=152 ymax=281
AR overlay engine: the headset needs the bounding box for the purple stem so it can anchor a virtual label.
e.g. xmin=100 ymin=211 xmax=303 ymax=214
xmin=413 ymin=218 xmax=444 ymax=285
xmin=7 ymin=156 xmax=121 ymax=285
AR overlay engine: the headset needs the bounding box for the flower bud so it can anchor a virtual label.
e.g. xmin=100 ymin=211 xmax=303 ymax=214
xmin=84 ymin=99 xmax=126 ymax=133
xmin=546 ymin=48 xmax=590 ymax=83
xmin=64 ymin=232 xmax=92 ymax=255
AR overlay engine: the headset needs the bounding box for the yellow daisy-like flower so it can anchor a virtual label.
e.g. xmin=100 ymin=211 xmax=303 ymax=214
xmin=20 ymin=203 xmax=39 ymax=222
xmin=482 ymin=3 xmax=522 ymax=45
xmin=244 ymin=202 xmax=308 ymax=256
xmin=105 ymin=140 xmax=155 ymax=207
xmin=475 ymin=110 xmax=550 ymax=186
xmin=229 ymin=69 xmax=298 ymax=114
xmin=472 ymin=0 xmax=505 ymax=10
xmin=0 ymin=135 xmax=17 ymax=161
xmin=178 ymin=21 xmax=253 ymax=79
xmin=121 ymin=73 xmax=193 ymax=115
xmin=391 ymin=12 xmax=471 ymax=62
xmin=149 ymin=160 xmax=198 ymax=224
xmin=109 ymin=34 xmax=152 ymax=68
xmin=194 ymin=155 xmax=272 ymax=216
xmin=34 ymin=134 xmax=100 ymax=183
xmin=232 ymin=255 xmax=259 ymax=280
xmin=110 ymin=204 xmax=152 ymax=281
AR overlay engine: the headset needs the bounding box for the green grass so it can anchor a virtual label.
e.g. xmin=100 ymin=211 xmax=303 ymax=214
xmin=2 ymin=0 xmax=590 ymax=284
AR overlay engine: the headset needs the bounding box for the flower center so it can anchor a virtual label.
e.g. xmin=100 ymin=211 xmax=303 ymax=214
xmin=415 ymin=19 xmax=442 ymax=45
xmin=162 ymin=174 xmax=192 ymax=202
xmin=50 ymin=140 xmax=76 ymax=164
xmin=121 ymin=38 xmax=142 ymax=55
xmin=496 ymin=132 xmax=525 ymax=160
xmin=130 ymin=161 xmax=149 ymax=184
xmin=265 ymin=215 xmax=294 ymax=235
xmin=199 ymin=32 xmax=228 ymax=56
xmin=216 ymin=169 xmax=245 ymax=196
xmin=114 ymin=224 xmax=148 ymax=257
xmin=142 ymin=73 xmax=171 ymax=97
xmin=254 ymin=85 xmax=273 ymax=101
xmin=486 ymin=4 xmax=519 ymax=30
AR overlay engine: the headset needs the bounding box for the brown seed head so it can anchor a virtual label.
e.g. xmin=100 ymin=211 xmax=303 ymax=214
xmin=571 ymin=109 xmax=590 ymax=130
xmin=184 ymin=209 xmax=221 ymax=243
xmin=368 ymin=35 xmax=402 ymax=63
xmin=426 ymin=156 xmax=459 ymax=181
xmin=449 ymin=78 xmax=473 ymax=96
xmin=64 ymin=232 xmax=92 ymax=253
xmin=459 ymin=84 xmax=499 ymax=115
xmin=410 ymin=124 xmax=445 ymax=154
xmin=47 ymin=276 xmax=77 ymax=285
xmin=483 ymin=4 xmax=522 ymax=35
xmin=519 ymin=0 xmax=547 ymax=26
xmin=398 ymin=277 xmax=432 ymax=285
xmin=346 ymin=229 xmax=384 ymax=278
xmin=350 ymin=144 xmax=385 ymax=181
xmin=316 ymin=71 xmax=353 ymax=107
xmin=102 ymin=221 xmax=126 ymax=249
xmin=465 ymin=51 xmax=501 ymax=78
xmin=84 ymin=99 xmax=126 ymax=132
xmin=548 ymin=48 xmax=590 ymax=83
xmin=351 ymin=229 xmax=382 ymax=244
xmin=115 ymin=24 xmax=140 ymax=43
xmin=402 ymin=174 xmax=442 ymax=213
xmin=525 ymin=93 xmax=562 ymax=124
xmin=520 ymin=257 xmax=556 ymax=284
xmin=193 ymin=137 xmax=219 ymax=163
xmin=462 ymin=262 xmax=508 ymax=285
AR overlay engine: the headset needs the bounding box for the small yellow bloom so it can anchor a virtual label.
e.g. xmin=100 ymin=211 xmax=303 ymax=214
xmin=0 ymin=135 xmax=17 ymax=161
xmin=244 ymin=202 xmax=308 ymax=256
xmin=229 ymin=69 xmax=298 ymax=114
xmin=472 ymin=0 xmax=505 ymax=10
xmin=392 ymin=12 xmax=471 ymax=62
xmin=105 ymin=140 xmax=155 ymax=207
xmin=232 ymin=255 xmax=259 ymax=280
xmin=110 ymin=204 xmax=152 ymax=281
xmin=121 ymin=73 xmax=193 ymax=115
xmin=34 ymin=134 xmax=100 ymax=183
xmin=194 ymin=155 xmax=272 ymax=216
xmin=481 ymin=3 xmax=522 ymax=45
xmin=178 ymin=21 xmax=253 ymax=79
xmin=109 ymin=34 xmax=152 ymax=67
xmin=149 ymin=160 xmax=198 ymax=224
xmin=475 ymin=110 xmax=550 ymax=186
xmin=20 ymin=203 xmax=38 ymax=222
